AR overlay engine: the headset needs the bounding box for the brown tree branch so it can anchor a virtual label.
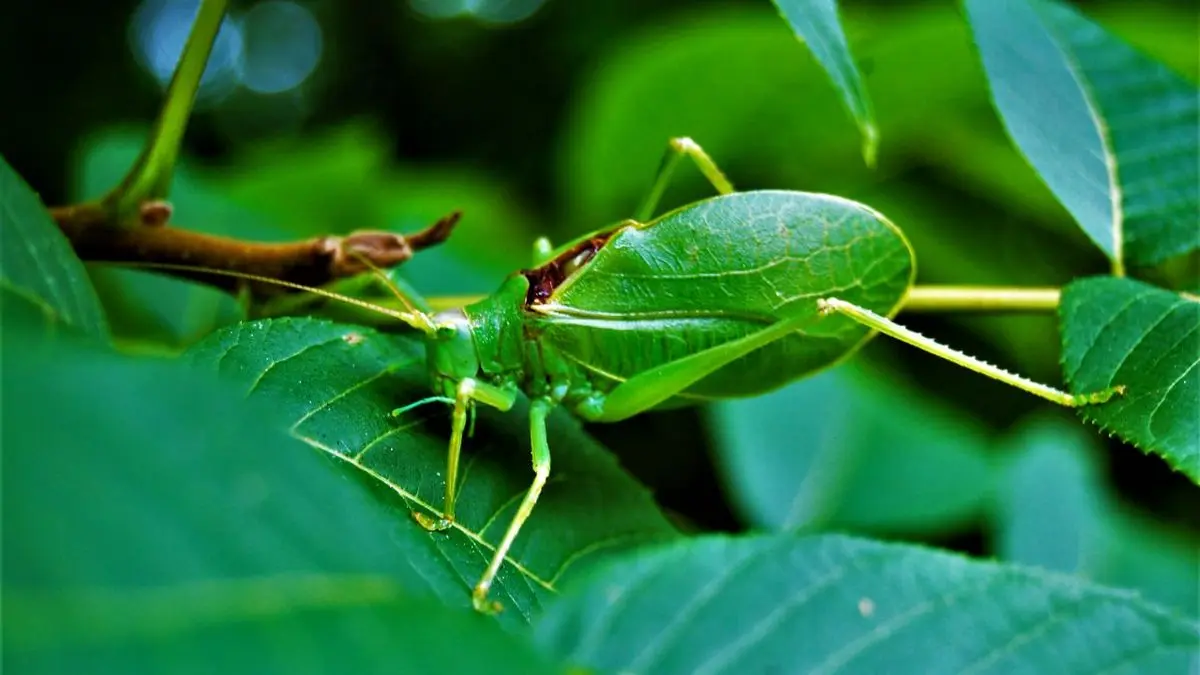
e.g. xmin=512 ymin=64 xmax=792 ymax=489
xmin=49 ymin=201 xmax=460 ymax=299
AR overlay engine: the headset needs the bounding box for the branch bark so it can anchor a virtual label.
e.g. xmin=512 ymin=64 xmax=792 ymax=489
xmin=50 ymin=201 xmax=460 ymax=298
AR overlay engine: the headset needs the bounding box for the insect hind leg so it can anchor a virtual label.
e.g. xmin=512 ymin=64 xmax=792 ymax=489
xmin=816 ymin=297 xmax=1124 ymax=407
xmin=636 ymin=137 xmax=735 ymax=221
xmin=583 ymin=312 xmax=817 ymax=422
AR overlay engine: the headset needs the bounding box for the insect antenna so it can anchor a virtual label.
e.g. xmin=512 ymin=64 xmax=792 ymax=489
xmin=344 ymin=250 xmax=438 ymax=333
xmin=103 ymin=261 xmax=437 ymax=336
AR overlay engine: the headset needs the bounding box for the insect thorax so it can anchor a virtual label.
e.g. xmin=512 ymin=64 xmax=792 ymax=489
xmin=427 ymin=308 xmax=486 ymax=399
xmin=459 ymin=274 xmax=589 ymax=403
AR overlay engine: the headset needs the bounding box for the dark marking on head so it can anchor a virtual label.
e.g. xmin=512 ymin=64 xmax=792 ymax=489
xmin=522 ymin=232 xmax=615 ymax=307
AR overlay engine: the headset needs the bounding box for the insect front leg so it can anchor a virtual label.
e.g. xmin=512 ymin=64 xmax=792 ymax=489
xmin=816 ymin=297 xmax=1125 ymax=406
xmin=412 ymin=378 xmax=478 ymax=532
xmin=636 ymin=137 xmax=735 ymax=220
xmin=472 ymin=397 xmax=554 ymax=614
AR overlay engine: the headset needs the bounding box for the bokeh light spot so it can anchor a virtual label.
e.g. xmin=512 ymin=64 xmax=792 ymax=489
xmin=130 ymin=0 xmax=242 ymax=102
xmin=238 ymin=1 xmax=324 ymax=95
xmin=409 ymin=0 xmax=547 ymax=25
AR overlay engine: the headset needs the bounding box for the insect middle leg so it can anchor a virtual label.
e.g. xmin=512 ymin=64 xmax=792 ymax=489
xmin=816 ymin=297 xmax=1125 ymax=406
xmin=472 ymin=396 xmax=554 ymax=614
xmin=637 ymin=137 xmax=736 ymax=220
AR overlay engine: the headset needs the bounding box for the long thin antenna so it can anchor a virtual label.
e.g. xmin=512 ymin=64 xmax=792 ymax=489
xmin=346 ymin=250 xmax=436 ymax=329
xmin=105 ymin=261 xmax=436 ymax=336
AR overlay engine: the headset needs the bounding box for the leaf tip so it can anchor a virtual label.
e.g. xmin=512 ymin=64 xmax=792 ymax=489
xmin=861 ymin=124 xmax=880 ymax=168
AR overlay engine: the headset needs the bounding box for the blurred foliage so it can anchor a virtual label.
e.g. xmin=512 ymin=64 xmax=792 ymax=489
xmin=2 ymin=306 xmax=566 ymax=674
xmin=2 ymin=0 xmax=1198 ymax=670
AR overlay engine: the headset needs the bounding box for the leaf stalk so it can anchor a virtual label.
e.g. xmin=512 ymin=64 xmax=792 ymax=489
xmin=902 ymin=286 xmax=1060 ymax=313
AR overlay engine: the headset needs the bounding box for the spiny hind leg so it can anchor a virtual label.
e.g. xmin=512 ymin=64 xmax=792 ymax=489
xmin=816 ymin=297 xmax=1125 ymax=406
xmin=637 ymin=137 xmax=735 ymax=221
xmin=472 ymin=397 xmax=554 ymax=614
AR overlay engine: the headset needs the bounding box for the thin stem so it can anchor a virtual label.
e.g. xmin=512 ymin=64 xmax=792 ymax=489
xmin=1111 ymin=255 xmax=1126 ymax=278
xmin=52 ymin=205 xmax=460 ymax=301
xmin=902 ymin=285 xmax=1061 ymax=313
xmin=106 ymin=0 xmax=230 ymax=220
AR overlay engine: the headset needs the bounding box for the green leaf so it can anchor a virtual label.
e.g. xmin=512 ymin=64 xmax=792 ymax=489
xmin=710 ymin=363 xmax=992 ymax=535
xmin=992 ymin=414 xmax=1200 ymax=618
xmin=534 ymin=533 xmax=1200 ymax=674
xmin=1059 ymin=276 xmax=1200 ymax=481
xmin=2 ymin=309 xmax=565 ymax=674
xmin=0 ymin=155 xmax=107 ymax=339
xmin=769 ymin=0 xmax=878 ymax=165
xmin=184 ymin=317 xmax=679 ymax=625
xmin=964 ymin=0 xmax=1200 ymax=270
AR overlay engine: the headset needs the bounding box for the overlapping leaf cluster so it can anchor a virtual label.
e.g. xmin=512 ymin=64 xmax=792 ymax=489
xmin=963 ymin=0 xmax=1199 ymax=480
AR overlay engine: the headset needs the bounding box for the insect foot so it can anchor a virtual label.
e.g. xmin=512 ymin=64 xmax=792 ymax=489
xmin=412 ymin=511 xmax=454 ymax=532
xmin=1071 ymin=384 xmax=1127 ymax=407
xmin=472 ymin=582 xmax=503 ymax=614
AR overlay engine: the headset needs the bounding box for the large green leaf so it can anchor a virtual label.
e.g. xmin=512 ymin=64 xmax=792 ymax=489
xmin=534 ymin=533 xmax=1200 ymax=674
xmin=913 ymin=0 xmax=1200 ymax=249
xmin=992 ymin=414 xmax=1200 ymax=618
xmin=0 ymin=155 xmax=107 ymax=339
xmin=1 ymin=309 xmax=565 ymax=674
xmin=710 ymin=364 xmax=992 ymax=535
xmin=964 ymin=0 xmax=1200 ymax=270
xmin=769 ymin=0 xmax=877 ymax=165
xmin=184 ymin=317 xmax=679 ymax=625
xmin=1059 ymin=276 xmax=1199 ymax=482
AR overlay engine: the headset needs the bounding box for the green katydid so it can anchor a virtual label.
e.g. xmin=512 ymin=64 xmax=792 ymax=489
xmin=128 ymin=137 xmax=1123 ymax=614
